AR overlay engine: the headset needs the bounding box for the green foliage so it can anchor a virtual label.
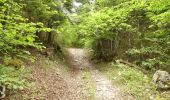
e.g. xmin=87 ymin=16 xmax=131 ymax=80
xmin=0 ymin=0 xmax=64 ymax=92
xmin=0 ymin=0 xmax=46 ymax=59
xmin=96 ymin=61 xmax=170 ymax=99
xmin=95 ymin=61 xmax=158 ymax=99
xmin=99 ymin=62 xmax=157 ymax=99
xmin=58 ymin=21 xmax=86 ymax=47
xmin=63 ymin=0 xmax=170 ymax=70
xmin=96 ymin=0 xmax=131 ymax=8
xmin=21 ymin=0 xmax=65 ymax=28
xmin=0 ymin=65 xmax=30 ymax=90
xmin=0 ymin=0 xmax=36 ymax=91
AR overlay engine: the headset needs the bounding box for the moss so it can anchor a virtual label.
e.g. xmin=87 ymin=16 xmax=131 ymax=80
xmin=8 ymin=59 xmax=24 ymax=69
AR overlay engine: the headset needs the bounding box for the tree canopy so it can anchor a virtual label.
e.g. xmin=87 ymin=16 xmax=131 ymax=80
xmin=60 ymin=0 xmax=170 ymax=71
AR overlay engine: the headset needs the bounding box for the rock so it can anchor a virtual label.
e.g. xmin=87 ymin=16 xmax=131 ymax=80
xmin=0 ymin=85 xmax=5 ymax=99
xmin=153 ymin=70 xmax=170 ymax=89
xmin=150 ymin=93 xmax=156 ymax=100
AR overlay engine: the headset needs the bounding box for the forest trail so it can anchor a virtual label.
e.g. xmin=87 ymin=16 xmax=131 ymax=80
xmin=67 ymin=48 xmax=131 ymax=100
xmin=6 ymin=48 xmax=133 ymax=100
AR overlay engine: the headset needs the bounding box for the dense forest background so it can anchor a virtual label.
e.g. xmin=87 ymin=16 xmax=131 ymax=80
xmin=60 ymin=0 xmax=170 ymax=71
xmin=0 ymin=0 xmax=170 ymax=99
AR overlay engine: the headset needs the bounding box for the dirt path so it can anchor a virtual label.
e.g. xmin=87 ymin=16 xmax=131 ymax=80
xmin=6 ymin=48 xmax=132 ymax=100
xmin=4 ymin=54 xmax=78 ymax=100
xmin=67 ymin=48 xmax=130 ymax=100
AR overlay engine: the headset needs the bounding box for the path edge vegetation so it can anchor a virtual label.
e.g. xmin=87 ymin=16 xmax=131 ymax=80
xmin=0 ymin=0 xmax=170 ymax=99
xmin=0 ymin=0 xmax=66 ymax=96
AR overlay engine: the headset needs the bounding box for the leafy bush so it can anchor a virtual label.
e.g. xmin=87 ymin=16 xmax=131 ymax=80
xmin=0 ymin=0 xmax=51 ymax=91
xmin=63 ymin=0 xmax=170 ymax=70
xmin=0 ymin=65 xmax=30 ymax=90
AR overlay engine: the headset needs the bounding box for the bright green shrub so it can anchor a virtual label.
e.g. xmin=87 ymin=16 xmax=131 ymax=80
xmin=67 ymin=0 xmax=170 ymax=70
xmin=0 ymin=65 xmax=30 ymax=90
xmin=0 ymin=0 xmax=50 ymax=90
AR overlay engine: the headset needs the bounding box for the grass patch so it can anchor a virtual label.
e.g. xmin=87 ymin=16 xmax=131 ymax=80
xmin=96 ymin=62 xmax=169 ymax=100
xmin=82 ymin=70 xmax=96 ymax=100
xmin=82 ymin=71 xmax=91 ymax=80
xmin=0 ymin=65 xmax=30 ymax=90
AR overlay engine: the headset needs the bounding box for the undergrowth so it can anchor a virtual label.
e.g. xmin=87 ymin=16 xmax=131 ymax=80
xmin=96 ymin=62 xmax=169 ymax=100
xmin=0 ymin=65 xmax=30 ymax=90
